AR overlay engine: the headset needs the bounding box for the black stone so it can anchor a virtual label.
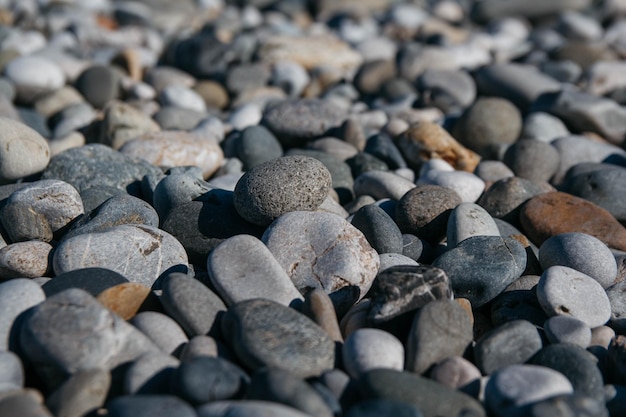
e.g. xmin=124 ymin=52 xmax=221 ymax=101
xmin=364 ymin=133 xmax=407 ymax=170
xmin=351 ymin=204 xmax=403 ymax=255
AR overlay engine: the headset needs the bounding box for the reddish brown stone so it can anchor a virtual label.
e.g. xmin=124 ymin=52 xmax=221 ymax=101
xmin=520 ymin=191 xmax=626 ymax=251
xmin=96 ymin=283 xmax=160 ymax=320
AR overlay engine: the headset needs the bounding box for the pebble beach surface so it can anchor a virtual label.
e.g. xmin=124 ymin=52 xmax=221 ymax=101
xmin=0 ymin=0 xmax=626 ymax=416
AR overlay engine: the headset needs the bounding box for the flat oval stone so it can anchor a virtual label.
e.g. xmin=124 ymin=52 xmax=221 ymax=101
xmin=246 ymin=368 xmax=333 ymax=417
xmin=120 ymin=131 xmax=224 ymax=180
xmin=353 ymin=170 xmax=416 ymax=201
xmin=4 ymin=56 xmax=65 ymax=102
xmin=124 ymin=353 xmax=179 ymax=395
xmin=20 ymin=288 xmax=159 ymax=389
xmin=302 ymin=289 xmax=343 ymax=342
xmin=236 ymin=125 xmax=283 ymax=170
xmin=539 ymin=233 xmax=617 ymax=289
xmin=160 ymin=272 xmax=226 ymax=337
xmin=563 ymin=167 xmax=626 ymax=223
xmin=0 ymin=279 xmax=45 ymax=351
xmin=208 ymin=234 xmax=304 ymax=307
xmin=446 ymin=202 xmax=500 ymax=248
xmin=357 ymin=369 xmax=486 ymax=417
xmin=0 ymin=117 xmax=50 ymax=182
xmin=0 ymin=241 xmax=53 ymax=280
xmin=537 ymin=266 xmax=611 ymax=328
xmin=96 ymin=283 xmax=157 ymax=321
xmin=106 ymin=395 xmax=196 ymax=417
xmin=45 ymin=368 xmax=110 ymax=417
xmin=406 ymin=299 xmax=473 ymax=375
xmin=342 ymin=328 xmax=405 ymax=379
xmin=368 ymin=265 xmax=451 ymax=324
xmin=75 ymin=65 xmax=121 ymax=109
xmin=417 ymin=169 xmax=485 ymax=203
xmin=171 ymin=356 xmax=249 ymax=405
xmin=262 ymin=99 xmax=347 ymax=147
xmin=522 ymin=192 xmax=626 ymax=251
xmin=378 ymin=253 xmax=419 ymax=272
xmin=262 ymin=211 xmax=379 ymax=311
xmin=63 ymin=194 xmax=159 ymax=241
xmin=197 ymin=400 xmax=312 ymax=417
xmin=433 ymin=236 xmax=526 ymax=307
xmin=42 ymin=268 xmax=129 ymax=297
xmin=395 ymin=184 xmax=462 ymax=243
xmin=234 ymin=155 xmax=332 ymax=226
xmin=42 ymin=144 xmax=163 ymax=198
xmin=485 ymin=364 xmax=573 ymax=415
xmin=2 ymin=179 xmax=83 ymax=237
xmin=474 ymin=320 xmax=543 ymax=375
xmin=396 ymin=121 xmax=480 ymax=172
xmin=544 ymin=315 xmax=592 ymax=348
xmin=530 ymin=343 xmax=605 ymax=400
xmin=53 ymin=225 xmax=188 ymax=287
xmin=502 ymin=139 xmax=560 ymax=183
xmin=221 ymin=298 xmax=335 ymax=378
xmin=351 ymin=204 xmax=403 ymax=254
xmin=130 ymin=311 xmax=188 ymax=356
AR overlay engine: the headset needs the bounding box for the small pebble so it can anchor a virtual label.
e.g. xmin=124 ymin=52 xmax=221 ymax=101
xmin=543 ymin=316 xmax=592 ymax=347
xmin=342 ymin=328 xmax=405 ymax=378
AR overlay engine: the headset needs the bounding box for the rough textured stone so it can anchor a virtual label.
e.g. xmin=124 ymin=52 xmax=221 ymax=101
xmin=368 ymin=265 xmax=451 ymax=324
xmin=234 ymin=155 xmax=332 ymax=226
xmin=53 ymin=225 xmax=188 ymax=287
xmin=406 ymin=299 xmax=473 ymax=375
xmin=0 ymin=117 xmax=50 ymax=182
xmin=520 ymin=191 xmax=626 ymax=251
xmin=262 ymin=211 xmax=379 ymax=312
xmin=0 ymin=241 xmax=53 ymax=279
xmin=433 ymin=236 xmax=527 ymax=307
xmin=208 ymin=234 xmax=304 ymax=307
xmin=221 ymin=298 xmax=335 ymax=378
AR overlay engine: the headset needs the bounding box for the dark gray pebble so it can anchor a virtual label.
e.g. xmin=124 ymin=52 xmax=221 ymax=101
xmin=42 ymin=267 xmax=129 ymax=297
xmin=106 ymin=395 xmax=197 ymax=417
xmin=236 ymin=125 xmax=283 ymax=170
xmin=351 ymin=204 xmax=403 ymax=254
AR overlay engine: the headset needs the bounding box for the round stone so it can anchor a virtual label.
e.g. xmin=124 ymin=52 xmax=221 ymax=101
xmin=0 ymin=117 xmax=50 ymax=182
xmin=342 ymin=329 xmax=404 ymax=379
xmin=236 ymin=125 xmax=283 ymax=170
xmin=262 ymin=211 xmax=379 ymax=312
xmin=233 ymin=155 xmax=332 ymax=226
xmin=0 ymin=241 xmax=53 ymax=280
xmin=4 ymin=55 xmax=65 ymax=102
xmin=502 ymin=139 xmax=560 ymax=183
xmin=75 ymin=65 xmax=121 ymax=108
xmin=537 ymin=265 xmax=612 ymax=328
xmin=543 ymin=316 xmax=592 ymax=348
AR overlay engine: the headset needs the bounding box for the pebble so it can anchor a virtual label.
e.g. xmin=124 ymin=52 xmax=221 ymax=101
xmin=502 ymin=140 xmax=560 ymax=183
xmin=0 ymin=117 xmax=50 ymax=182
xmin=453 ymin=97 xmax=522 ymax=156
xmin=42 ymin=267 xmax=128 ymax=297
xmin=395 ymin=184 xmax=462 ymax=243
xmin=96 ymin=282 xmax=157 ymax=320
xmin=262 ymin=211 xmax=379 ymax=311
xmin=530 ymin=343 xmax=605 ymax=400
xmin=42 ymin=143 xmax=162 ymax=198
xmin=246 ymin=368 xmax=333 ymax=417
xmin=543 ymin=316 xmax=592 ymax=347
xmin=537 ymin=265 xmax=612 ymax=328
xmin=159 ymin=272 xmax=226 ymax=337
xmin=235 ymin=125 xmax=283 ymax=170
xmin=539 ymin=232 xmax=618 ymax=288
xmin=197 ymin=400 xmax=312 ymax=417
xmin=124 ymin=353 xmax=179 ymax=395
xmin=521 ymin=112 xmax=570 ymax=142
xmin=171 ymin=356 xmax=249 ymax=405
xmin=302 ymin=288 xmax=343 ymax=342
xmin=485 ymin=364 xmax=573 ymax=416
xmin=417 ymin=69 xmax=476 ymax=113
xmin=4 ymin=55 xmax=65 ymax=103
xmin=262 ymin=99 xmax=347 ymax=147
xmin=158 ymin=84 xmax=206 ymax=113
xmin=99 ymin=102 xmax=161 ymax=150
xmin=406 ymin=299 xmax=473 ymax=375
xmin=446 ymin=202 xmax=500 ymax=248
xmin=345 ymin=399 xmax=423 ymax=417
xmin=350 ymin=204 xmax=403 ymax=254
xmin=433 ymin=236 xmax=526 ymax=307
xmin=120 ymin=131 xmax=224 ymax=180
xmin=45 ymin=368 xmax=110 ymax=417
xmin=353 ymin=170 xmax=416 ymax=201
xmin=53 ymin=224 xmax=188 ymax=287
xmin=474 ymin=320 xmax=543 ymax=375
xmin=0 ymin=389 xmax=53 ymax=417
xmin=417 ymin=162 xmax=485 ymax=203
xmin=0 ymin=241 xmax=53 ymax=279
xmin=520 ymin=191 xmax=626 ymax=251
xmin=429 ymin=356 xmax=482 ymax=393
xmin=368 ymin=265 xmax=451 ymax=324
xmin=396 ymin=121 xmax=481 ymax=172
xmin=221 ymin=298 xmax=335 ymax=378
xmin=208 ymin=234 xmax=304 ymax=306
xmin=75 ymin=65 xmax=121 ymax=108
xmin=0 ymin=350 xmax=23 ymax=394
xmin=377 ymin=253 xmax=419 ymax=272
xmin=363 ymin=133 xmax=406 ymax=170
xmin=342 ymin=328 xmax=405 ymax=379
xmin=0 ymin=279 xmax=45 ymax=351
xmin=233 ymin=155 xmax=331 ymax=226
xmin=20 ymin=288 xmax=159 ymax=389
xmin=130 ymin=312 xmax=189 ymax=355
xmin=357 ymin=369 xmax=486 ymax=417
xmin=106 ymin=395 xmax=196 ymax=417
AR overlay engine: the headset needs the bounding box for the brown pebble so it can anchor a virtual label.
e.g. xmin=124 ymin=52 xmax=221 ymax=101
xmin=96 ymin=283 xmax=159 ymax=320
xmin=396 ymin=121 xmax=480 ymax=172
xmin=520 ymin=191 xmax=626 ymax=251
xmin=193 ymin=80 xmax=229 ymax=110
xmin=303 ymin=288 xmax=343 ymax=342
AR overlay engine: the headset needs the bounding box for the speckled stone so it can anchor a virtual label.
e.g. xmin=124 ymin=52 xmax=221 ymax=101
xmin=221 ymin=298 xmax=335 ymax=378
xmin=234 ymin=156 xmax=332 ymax=226
xmin=0 ymin=241 xmax=53 ymax=280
